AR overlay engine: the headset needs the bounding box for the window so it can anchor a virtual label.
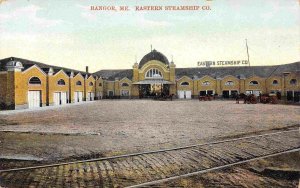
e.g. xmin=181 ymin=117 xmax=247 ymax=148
xmin=89 ymin=82 xmax=94 ymax=86
xmin=145 ymin=68 xmax=162 ymax=78
xmin=202 ymin=81 xmax=210 ymax=86
xmin=249 ymin=81 xmax=259 ymax=85
xmin=57 ymin=79 xmax=65 ymax=85
xmin=29 ymin=77 xmax=41 ymax=85
xmin=121 ymin=83 xmax=129 ymax=87
xmin=181 ymin=82 xmax=189 ymax=86
xmin=290 ymin=79 xmax=297 ymax=85
xmin=99 ymin=83 xmax=102 ymax=87
xmin=225 ymin=81 xmax=234 ymax=86
xmin=272 ymin=80 xmax=278 ymax=85
xmin=76 ymin=81 xmax=82 ymax=86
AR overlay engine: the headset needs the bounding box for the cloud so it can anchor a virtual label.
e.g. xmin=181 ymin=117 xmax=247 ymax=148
xmin=0 ymin=4 xmax=63 ymax=27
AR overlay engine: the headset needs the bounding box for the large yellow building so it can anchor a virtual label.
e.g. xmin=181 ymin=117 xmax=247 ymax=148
xmin=0 ymin=50 xmax=299 ymax=110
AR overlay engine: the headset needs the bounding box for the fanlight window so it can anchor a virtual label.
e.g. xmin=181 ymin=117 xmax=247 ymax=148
xmin=181 ymin=82 xmax=189 ymax=86
xmin=76 ymin=81 xmax=82 ymax=86
xmin=29 ymin=77 xmax=41 ymax=85
xmin=202 ymin=81 xmax=210 ymax=86
xmin=57 ymin=79 xmax=65 ymax=85
xmin=249 ymin=80 xmax=259 ymax=85
xmin=272 ymin=80 xmax=278 ymax=85
xmin=290 ymin=79 xmax=297 ymax=85
xmin=145 ymin=68 xmax=162 ymax=78
xmin=225 ymin=81 xmax=234 ymax=86
xmin=121 ymin=83 xmax=129 ymax=87
xmin=89 ymin=82 xmax=94 ymax=86
xmin=99 ymin=83 xmax=102 ymax=87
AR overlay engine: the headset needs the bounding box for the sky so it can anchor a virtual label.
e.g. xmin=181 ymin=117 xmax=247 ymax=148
xmin=0 ymin=0 xmax=299 ymax=72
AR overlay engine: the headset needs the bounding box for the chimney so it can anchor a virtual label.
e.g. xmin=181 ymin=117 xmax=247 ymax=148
xmin=86 ymin=66 xmax=89 ymax=74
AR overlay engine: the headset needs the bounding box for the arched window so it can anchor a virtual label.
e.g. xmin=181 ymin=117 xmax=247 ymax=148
xmin=145 ymin=68 xmax=162 ymax=78
xmin=272 ymin=80 xmax=278 ymax=85
xmin=121 ymin=83 xmax=129 ymax=87
xmin=29 ymin=77 xmax=41 ymax=85
xmin=76 ymin=81 xmax=82 ymax=86
xmin=99 ymin=83 xmax=102 ymax=87
xmin=290 ymin=79 xmax=297 ymax=85
xmin=181 ymin=82 xmax=189 ymax=86
xmin=89 ymin=82 xmax=94 ymax=86
xmin=202 ymin=81 xmax=210 ymax=86
xmin=57 ymin=79 xmax=65 ymax=85
xmin=225 ymin=81 xmax=234 ymax=86
xmin=249 ymin=80 xmax=259 ymax=85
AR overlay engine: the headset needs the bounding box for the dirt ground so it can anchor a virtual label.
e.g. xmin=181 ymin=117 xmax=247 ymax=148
xmin=0 ymin=100 xmax=299 ymax=162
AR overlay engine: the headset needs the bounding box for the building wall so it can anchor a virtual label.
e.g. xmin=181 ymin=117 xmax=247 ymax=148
xmin=0 ymin=72 xmax=7 ymax=109
xmin=48 ymin=71 xmax=70 ymax=105
xmin=245 ymin=76 xmax=266 ymax=93
xmin=70 ymin=73 xmax=85 ymax=103
xmin=197 ymin=76 xmax=217 ymax=95
xmin=16 ymin=66 xmax=47 ymax=108
xmin=85 ymin=76 xmax=96 ymax=98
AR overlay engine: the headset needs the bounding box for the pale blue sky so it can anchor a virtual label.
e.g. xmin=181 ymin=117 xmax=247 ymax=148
xmin=0 ymin=0 xmax=299 ymax=72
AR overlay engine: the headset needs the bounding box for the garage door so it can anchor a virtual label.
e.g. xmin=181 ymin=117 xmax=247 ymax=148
xmin=178 ymin=90 xmax=192 ymax=99
xmin=53 ymin=92 xmax=60 ymax=106
xmin=61 ymin=92 xmax=67 ymax=105
xmin=74 ymin=91 xmax=83 ymax=103
xmin=28 ymin=91 xmax=41 ymax=109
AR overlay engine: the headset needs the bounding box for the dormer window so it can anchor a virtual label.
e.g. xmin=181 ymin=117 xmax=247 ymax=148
xmin=202 ymin=81 xmax=210 ymax=86
xmin=57 ymin=79 xmax=65 ymax=85
xmin=121 ymin=83 xmax=129 ymax=87
xmin=29 ymin=77 xmax=41 ymax=85
xmin=76 ymin=81 xmax=82 ymax=86
xmin=272 ymin=80 xmax=278 ymax=85
xmin=89 ymin=82 xmax=94 ymax=86
xmin=290 ymin=79 xmax=297 ymax=85
xmin=225 ymin=81 xmax=234 ymax=86
xmin=181 ymin=82 xmax=189 ymax=86
xmin=249 ymin=81 xmax=259 ymax=85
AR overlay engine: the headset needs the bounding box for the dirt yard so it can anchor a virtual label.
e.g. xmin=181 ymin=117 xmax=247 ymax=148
xmin=0 ymin=100 xmax=299 ymax=163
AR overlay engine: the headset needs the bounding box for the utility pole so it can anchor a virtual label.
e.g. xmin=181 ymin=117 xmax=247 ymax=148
xmin=245 ymin=39 xmax=250 ymax=67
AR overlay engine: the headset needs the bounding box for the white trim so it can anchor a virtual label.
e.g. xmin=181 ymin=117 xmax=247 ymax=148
xmin=87 ymin=75 xmax=95 ymax=80
xmin=74 ymin=72 xmax=84 ymax=80
xmin=22 ymin=64 xmax=47 ymax=76
xmin=28 ymin=76 xmax=42 ymax=85
xmin=139 ymin=60 xmax=170 ymax=73
xmin=119 ymin=77 xmax=132 ymax=82
xmin=177 ymin=75 xmax=193 ymax=81
xmin=53 ymin=69 xmax=69 ymax=78
xmin=180 ymin=81 xmax=190 ymax=86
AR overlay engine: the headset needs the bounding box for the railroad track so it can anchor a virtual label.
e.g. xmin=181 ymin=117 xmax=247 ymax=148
xmin=0 ymin=129 xmax=299 ymax=188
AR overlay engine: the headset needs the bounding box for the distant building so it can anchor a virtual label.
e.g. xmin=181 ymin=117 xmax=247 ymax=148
xmin=0 ymin=50 xmax=299 ymax=110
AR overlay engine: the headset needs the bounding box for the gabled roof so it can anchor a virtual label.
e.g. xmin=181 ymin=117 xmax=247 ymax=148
xmin=175 ymin=62 xmax=300 ymax=79
xmin=94 ymin=69 xmax=133 ymax=81
xmin=0 ymin=57 xmax=91 ymax=77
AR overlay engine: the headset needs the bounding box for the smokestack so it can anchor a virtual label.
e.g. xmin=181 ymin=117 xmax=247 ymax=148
xmin=86 ymin=66 xmax=89 ymax=74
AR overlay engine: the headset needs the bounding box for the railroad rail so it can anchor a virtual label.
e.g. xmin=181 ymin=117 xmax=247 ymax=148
xmin=0 ymin=129 xmax=299 ymax=187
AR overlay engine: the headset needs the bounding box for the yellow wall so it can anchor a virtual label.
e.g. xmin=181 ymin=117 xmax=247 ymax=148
xmin=245 ymin=76 xmax=266 ymax=93
xmin=70 ymin=73 xmax=84 ymax=103
xmin=220 ymin=76 xmax=240 ymax=92
xmin=17 ymin=66 xmax=47 ymax=107
xmin=48 ymin=71 xmax=70 ymax=105
xmin=177 ymin=76 xmax=193 ymax=91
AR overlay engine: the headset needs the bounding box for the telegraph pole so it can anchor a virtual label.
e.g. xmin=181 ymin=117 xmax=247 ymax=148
xmin=245 ymin=39 xmax=250 ymax=67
